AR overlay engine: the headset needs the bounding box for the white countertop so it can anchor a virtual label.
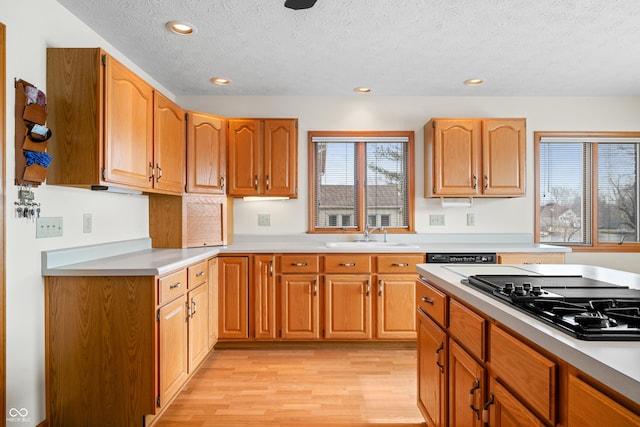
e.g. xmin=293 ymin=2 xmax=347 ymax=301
xmin=416 ymin=263 xmax=640 ymax=406
xmin=41 ymin=237 xmax=569 ymax=276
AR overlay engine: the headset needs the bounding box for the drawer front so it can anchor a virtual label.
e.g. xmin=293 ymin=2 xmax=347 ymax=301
xmin=323 ymin=255 xmax=371 ymax=274
xmin=490 ymin=324 xmax=556 ymax=424
xmin=377 ymin=254 xmax=425 ymax=273
xmin=279 ymin=254 xmax=319 ymax=273
xmin=416 ymin=278 xmax=447 ymax=328
xmin=187 ymin=260 xmax=208 ymax=289
xmin=498 ymin=252 xmax=565 ymax=264
xmin=159 ymin=269 xmax=188 ymax=305
xmin=449 ymin=298 xmax=485 ymax=361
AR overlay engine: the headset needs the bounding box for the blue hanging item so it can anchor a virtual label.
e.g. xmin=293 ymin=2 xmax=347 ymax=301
xmin=24 ymin=150 xmax=53 ymax=168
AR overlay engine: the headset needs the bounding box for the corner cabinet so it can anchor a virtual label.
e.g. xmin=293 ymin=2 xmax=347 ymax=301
xmin=227 ymin=118 xmax=298 ymax=198
xmin=46 ymin=48 xmax=185 ymax=195
xmin=186 ymin=111 xmax=226 ymax=194
xmin=424 ymin=118 xmax=525 ymax=198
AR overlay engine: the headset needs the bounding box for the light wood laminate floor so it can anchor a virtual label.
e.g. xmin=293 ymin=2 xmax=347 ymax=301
xmin=154 ymin=346 xmax=424 ymax=427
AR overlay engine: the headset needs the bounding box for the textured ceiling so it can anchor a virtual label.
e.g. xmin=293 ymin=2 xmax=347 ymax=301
xmin=55 ymin=0 xmax=640 ymax=96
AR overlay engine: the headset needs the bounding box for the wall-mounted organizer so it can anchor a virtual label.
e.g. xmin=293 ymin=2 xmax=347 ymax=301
xmin=15 ymin=79 xmax=53 ymax=186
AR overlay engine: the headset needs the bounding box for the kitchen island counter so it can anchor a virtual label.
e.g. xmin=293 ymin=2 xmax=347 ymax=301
xmin=416 ymin=263 xmax=640 ymax=407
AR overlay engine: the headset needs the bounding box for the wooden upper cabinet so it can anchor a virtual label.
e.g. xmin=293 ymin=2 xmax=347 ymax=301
xmin=425 ymin=118 xmax=525 ymax=197
xmin=186 ymin=111 xmax=227 ymax=194
xmin=227 ymin=118 xmax=298 ymax=197
xmin=153 ymin=92 xmax=185 ymax=194
xmin=46 ymin=48 xmax=184 ymax=194
xmin=104 ymin=55 xmax=154 ymax=189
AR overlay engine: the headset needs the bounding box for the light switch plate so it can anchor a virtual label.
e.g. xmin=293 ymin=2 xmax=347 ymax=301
xmin=258 ymin=213 xmax=271 ymax=226
xmin=83 ymin=213 xmax=92 ymax=233
xmin=36 ymin=217 xmax=63 ymax=238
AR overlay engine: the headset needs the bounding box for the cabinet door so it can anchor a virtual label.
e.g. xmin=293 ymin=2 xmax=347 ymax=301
xmin=188 ymin=283 xmax=209 ymax=373
xmin=208 ymin=257 xmax=219 ymax=350
xmin=324 ymin=274 xmax=372 ymax=339
xmin=376 ymin=274 xmax=416 ymax=339
xmin=567 ymin=374 xmax=640 ymax=427
xmin=104 ymin=54 xmax=154 ymax=189
xmin=228 ymin=119 xmax=261 ymax=196
xmin=158 ymin=295 xmax=188 ymax=408
xmin=153 ymin=91 xmax=185 ymax=194
xmin=254 ymin=255 xmax=277 ymax=340
xmin=417 ymin=310 xmax=447 ymax=427
xmin=449 ymin=340 xmax=484 ymax=427
xmin=280 ymin=274 xmax=320 ymax=340
xmin=482 ymin=119 xmax=525 ymax=196
xmin=218 ymin=257 xmax=249 ymax=339
xmin=186 ymin=112 xmax=226 ymax=194
xmin=486 ymin=378 xmax=545 ymax=427
xmin=263 ymin=119 xmax=298 ymax=197
xmin=430 ymin=119 xmax=480 ymax=196
xmin=185 ymin=194 xmax=228 ymax=247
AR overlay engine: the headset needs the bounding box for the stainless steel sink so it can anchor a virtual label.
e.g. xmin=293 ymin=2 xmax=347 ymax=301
xmin=325 ymin=241 xmax=420 ymax=249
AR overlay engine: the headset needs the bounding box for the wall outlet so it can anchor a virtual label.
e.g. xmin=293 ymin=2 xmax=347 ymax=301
xmin=429 ymin=214 xmax=445 ymax=226
xmin=258 ymin=213 xmax=271 ymax=226
xmin=83 ymin=213 xmax=93 ymax=233
xmin=36 ymin=217 xmax=63 ymax=238
xmin=467 ymin=213 xmax=475 ymax=226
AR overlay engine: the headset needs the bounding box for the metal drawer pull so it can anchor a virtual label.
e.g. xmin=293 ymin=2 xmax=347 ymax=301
xmin=191 ymin=298 xmax=197 ymax=318
xmin=291 ymin=262 xmax=308 ymax=267
xmin=339 ymin=263 xmax=356 ymax=267
xmin=365 ymin=280 xmax=370 ymax=297
xmin=313 ymin=280 xmax=317 ymax=296
xmin=195 ymin=271 xmax=205 ymax=277
xmin=469 ymin=378 xmax=481 ymax=420
xmin=482 ymin=393 xmax=495 ymax=424
xmin=169 ymin=282 xmax=181 ymax=289
xmin=435 ymin=342 xmax=444 ymax=373
xmin=378 ymin=279 xmax=383 ymax=296
xmin=391 ymin=263 xmax=409 ymax=267
xmin=421 ymin=296 xmax=434 ymax=305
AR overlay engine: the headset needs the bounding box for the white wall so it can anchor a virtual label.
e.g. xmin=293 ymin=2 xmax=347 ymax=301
xmin=2 ymin=2 xmax=168 ymax=424
xmin=3 ymin=1 xmax=640 ymax=424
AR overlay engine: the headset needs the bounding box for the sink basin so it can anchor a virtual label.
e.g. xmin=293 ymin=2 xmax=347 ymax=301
xmin=325 ymin=241 xmax=420 ymax=249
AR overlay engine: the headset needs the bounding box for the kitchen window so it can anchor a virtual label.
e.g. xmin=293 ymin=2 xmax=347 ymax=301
xmin=535 ymin=132 xmax=640 ymax=251
xmin=308 ymin=131 xmax=415 ymax=234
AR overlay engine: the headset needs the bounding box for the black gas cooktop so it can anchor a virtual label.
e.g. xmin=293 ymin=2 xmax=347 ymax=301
xmin=462 ymin=275 xmax=640 ymax=341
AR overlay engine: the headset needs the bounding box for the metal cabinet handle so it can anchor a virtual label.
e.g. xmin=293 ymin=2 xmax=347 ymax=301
xmin=482 ymin=393 xmax=495 ymax=424
xmin=313 ymin=280 xmax=317 ymax=297
xmin=266 ymin=174 xmax=270 ymax=189
xmin=254 ymin=175 xmax=258 ymax=190
xmin=378 ymin=279 xmax=383 ymax=296
xmin=269 ymin=260 xmax=273 ymax=277
xmin=195 ymin=271 xmax=205 ymax=277
xmin=469 ymin=378 xmax=481 ymax=420
xmin=421 ymin=296 xmax=434 ymax=305
xmin=391 ymin=263 xmax=409 ymax=267
xmin=484 ymin=174 xmax=489 ymax=189
xmin=148 ymin=161 xmax=155 ymax=182
xmin=365 ymin=280 xmax=370 ymax=297
xmin=191 ymin=298 xmax=197 ymax=318
xmin=156 ymin=163 xmax=163 ymax=182
xmin=220 ymin=176 xmax=225 ymax=190
xmin=472 ymin=175 xmax=477 ymax=189
xmin=339 ymin=263 xmax=356 ymax=267
xmin=169 ymin=282 xmax=181 ymax=289
xmin=291 ymin=262 xmax=308 ymax=267
xmin=435 ymin=342 xmax=444 ymax=373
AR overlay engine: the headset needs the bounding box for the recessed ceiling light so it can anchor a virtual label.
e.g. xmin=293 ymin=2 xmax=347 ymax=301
xmin=464 ymin=79 xmax=484 ymax=86
xmin=210 ymin=77 xmax=232 ymax=86
xmin=166 ymin=21 xmax=197 ymax=35
xmin=354 ymin=87 xmax=372 ymax=93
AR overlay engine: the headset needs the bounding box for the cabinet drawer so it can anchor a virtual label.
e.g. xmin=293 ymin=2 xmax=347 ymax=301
xmin=323 ymin=255 xmax=371 ymax=274
xmin=416 ymin=278 xmax=447 ymax=328
xmin=279 ymin=255 xmax=319 ymax=273
xmin=158 ymin=269 xmax=188 ymax=305
xmin=489 ymin=325 xmax=556 ymax=424
xmin=377 ymin=255 xmax=424 ymax=273
xmin=187 ymin=260 xmax=208 ymax=289
xmin=449 ymin=298 xmax=485 ymax=360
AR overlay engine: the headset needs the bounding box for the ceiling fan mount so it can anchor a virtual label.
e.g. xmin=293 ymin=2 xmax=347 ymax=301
xmin=284 ymin=0 xmax=318 ymax=10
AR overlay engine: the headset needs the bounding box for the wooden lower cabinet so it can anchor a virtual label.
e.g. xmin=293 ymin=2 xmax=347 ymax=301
xmin=324 ymin=274 xmax=372 ymax=339
xmin=449 ymin=340 xmax=484 ymax=427
xmin=486 ymin=378 xmax=546 ymax=427
xmin=158 ymin=294 xmax=189 ymax=408
xmin=218 ymin=256 xmax=249 ymax=339
xmin=417 ymin=309 xmax=447 ymax=427
xmin=375 ymin=274 xmax=416 ymax=339
xmin=253 ymin=255 xmax=277 ymax=340
xmin=187 ymin=283 xmax=210 ymax=372
xmin=280 ymin=273 xmax=320 ymax=339
xmin=567 ymin=374 xmax=640 ymax=427
xmin=208 ymin=257 xmax=219 ymax=350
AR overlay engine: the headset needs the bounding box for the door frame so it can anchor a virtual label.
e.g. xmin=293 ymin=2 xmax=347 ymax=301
xmin=1 ymin=21 xmax=7 ymax=420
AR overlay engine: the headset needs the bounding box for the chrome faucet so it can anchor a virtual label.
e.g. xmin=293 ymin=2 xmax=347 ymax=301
xmin=363 ymin=225 xmax=384 ymax=242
